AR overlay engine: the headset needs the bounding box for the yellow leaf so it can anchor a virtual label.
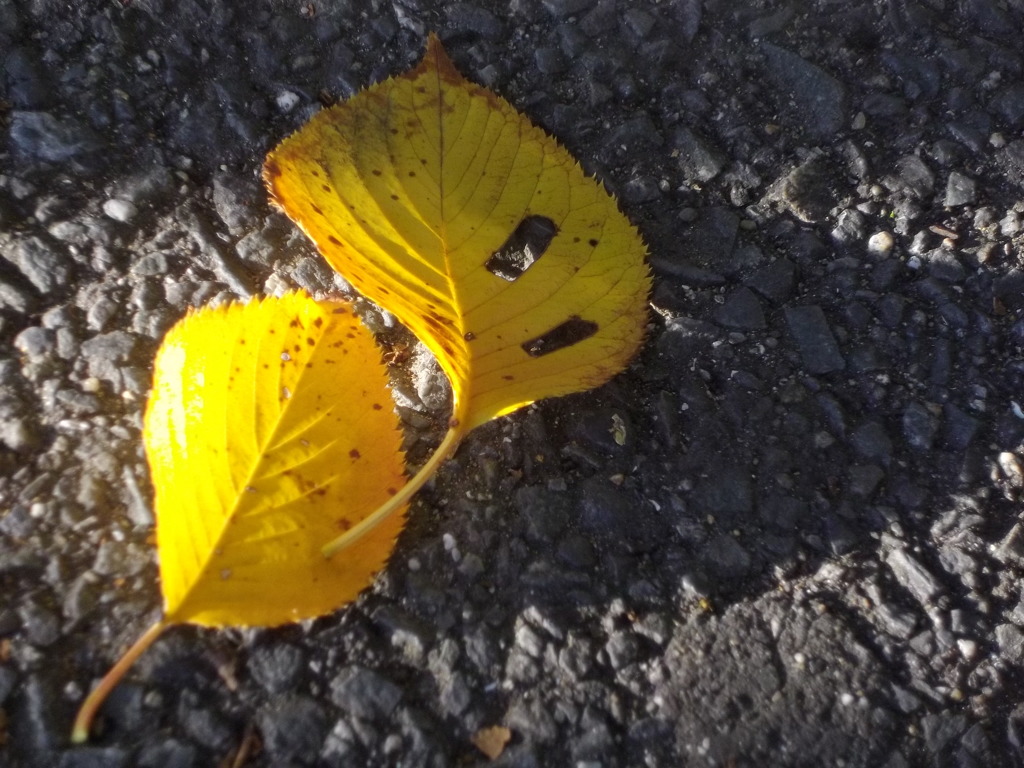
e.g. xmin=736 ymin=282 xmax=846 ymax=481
xmin=472 ymin=725 xmax=513 ymax=760
xmin=72 ymin=291 xmax=406 ymax=742
xmin=147 ymin=291 xmax=406 ymax=626
xmin=264 ymin=34 xmax=650 ymax=438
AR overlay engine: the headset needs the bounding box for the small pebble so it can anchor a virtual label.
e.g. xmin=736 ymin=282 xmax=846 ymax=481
xmin=998 ymin=452 xmax=1024 ymax=487
xmin=867 ymin=230 xmax=894 ymax=255
xmin=102 ymin=198 xmax=138 ymax=223
xmin=957 ymin=639 xmax=978 ymax=661
xmin=276 ymin=90 xmax=301 ymax=112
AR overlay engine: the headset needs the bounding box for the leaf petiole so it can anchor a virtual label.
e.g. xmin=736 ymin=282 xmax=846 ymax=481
xmin=321 ymin=422 xmax=465 ymax=559
xmin=71 ymin=618 xmax=168 ymax=744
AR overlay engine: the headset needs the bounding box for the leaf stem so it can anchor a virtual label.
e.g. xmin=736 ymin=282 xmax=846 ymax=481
xmin=71 ymin=618 xmax=168 ymax=744
xmin=322 ymin=423 xmax=465 ymax=558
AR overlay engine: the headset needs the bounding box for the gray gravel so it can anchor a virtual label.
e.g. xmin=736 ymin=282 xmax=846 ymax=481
xmin=3 ymin=0 xmax=1024 ymax=766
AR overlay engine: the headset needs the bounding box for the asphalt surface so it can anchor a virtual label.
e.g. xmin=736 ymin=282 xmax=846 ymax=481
xmin=3 ymin=1 xmax=1024 ymax=766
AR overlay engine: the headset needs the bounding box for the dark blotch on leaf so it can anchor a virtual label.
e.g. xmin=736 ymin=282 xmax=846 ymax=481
xmin=521 ymin=316 xmax=599 ymax=357
xmin=350 ymin=449 xmax=361 ymax=459
xmin=485 ymin=215 xmax=558 ymax=282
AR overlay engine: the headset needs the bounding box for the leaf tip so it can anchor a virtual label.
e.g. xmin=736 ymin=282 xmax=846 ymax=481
xmin=417 ymin=31 xmax=461 ymax=83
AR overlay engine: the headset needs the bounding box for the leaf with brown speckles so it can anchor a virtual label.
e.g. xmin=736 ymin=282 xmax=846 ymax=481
xmin=71 ymin=291 xmax=406 ymax=743
xmin=265 ymin=34 xmax=649 ymax=432
xmin=264 ymin=33 xmax=650 ymax=556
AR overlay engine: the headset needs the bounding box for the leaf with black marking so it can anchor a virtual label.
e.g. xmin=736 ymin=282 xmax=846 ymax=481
xmin=263 ymin=33 xmax=650 ymax=555
xmin=264 ymin=34 xmax=650 ymax=433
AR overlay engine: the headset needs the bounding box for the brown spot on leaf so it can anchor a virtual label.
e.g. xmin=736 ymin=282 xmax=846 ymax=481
xmin=350 ymin=448 xmax=361 ymax=460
